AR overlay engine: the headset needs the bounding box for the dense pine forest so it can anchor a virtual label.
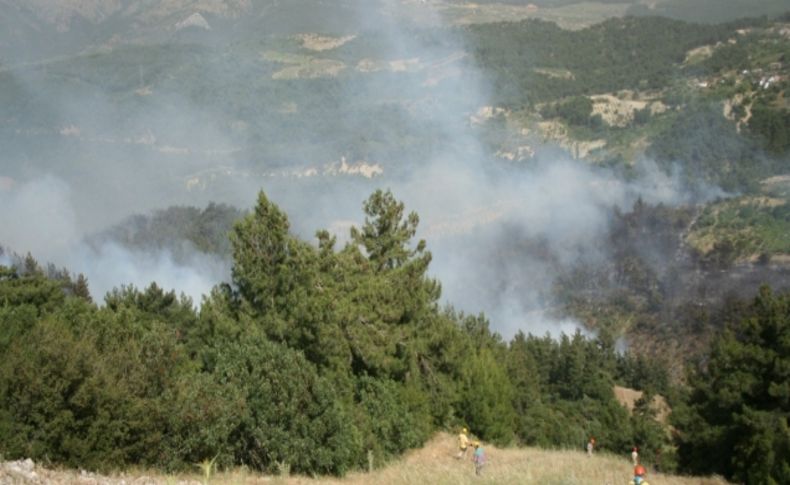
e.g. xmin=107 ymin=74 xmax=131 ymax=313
xmin=1 ymin=190 xmax=788 ymax=482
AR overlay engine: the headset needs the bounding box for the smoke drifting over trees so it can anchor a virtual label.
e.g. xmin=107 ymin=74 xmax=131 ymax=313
xmin=0 ymin=1 xmax=756 ymax=340
xmin=1 ymin=3 xmax=789 ymax=481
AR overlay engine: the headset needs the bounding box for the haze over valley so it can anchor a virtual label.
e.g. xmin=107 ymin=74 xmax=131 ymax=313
xmin=2 ymin=0 xmax=789 ymax=343
xmin=0 ymin=2 xmax=789 ymax=481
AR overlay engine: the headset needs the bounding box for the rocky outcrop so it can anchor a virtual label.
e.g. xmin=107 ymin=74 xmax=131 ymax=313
xmin=174 ymin=12 xmax=211 ymax=31
xmin=0 ymin=459 xmax=201 ymax=484
xmin=2 ymin=0 xmax=249 ymax=32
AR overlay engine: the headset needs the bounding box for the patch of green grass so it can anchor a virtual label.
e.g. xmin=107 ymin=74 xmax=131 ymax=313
xmin=688 ymin=196 xmax=790 ymax=260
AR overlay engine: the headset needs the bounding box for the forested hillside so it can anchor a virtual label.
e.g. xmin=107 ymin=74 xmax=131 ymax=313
xmin=2 ymin=15 xmax=787 ymax=194
xmin=1 ymin=191 xmax=788 ymax=482
xmin=467 ymin=15 xmax=789 ymax=189
xmin=89 ymin=203 xmax=244 ymax=261
xmin=1 ymin=2 xmax=789 ymax=483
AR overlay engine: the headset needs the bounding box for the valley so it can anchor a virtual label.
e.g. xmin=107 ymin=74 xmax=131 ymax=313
xmin=0 ymin=1 xmax=788 ymax=483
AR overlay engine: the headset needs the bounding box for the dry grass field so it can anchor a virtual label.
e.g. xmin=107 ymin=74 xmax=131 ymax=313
xmin=293 ymin=433 xmax=729 ymax=485
xmin=1 ymin=433 xmax=731 ymax=484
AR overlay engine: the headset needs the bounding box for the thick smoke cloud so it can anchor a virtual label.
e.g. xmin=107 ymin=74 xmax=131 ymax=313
xmin=0 ymin=1 xmax=717 ymax=337
xmin=254 ymin=2 xmax=705 ymax=339
xmin=0 ymin=176 xmax=81 ymax=262
xmin=0 ymin=177 xmax=229 ymax=302
xmin=73 ymin=242 xmax=229 ymax=305
xmin=411 ymin=156 xmax=696 ymax=339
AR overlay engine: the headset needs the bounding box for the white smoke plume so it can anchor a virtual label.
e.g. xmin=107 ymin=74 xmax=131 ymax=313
xmin=388 ymin=156 xmax=698 ymax=339
xmin=0 ymin=176 xmax=81 ymax=263
xmin=0 ymin=1 xmax=720 ymax=338
xmin=73 ymin=242 xmax=229 ymax=305
xmin=0 ymin=176 xmax=228 ymax=304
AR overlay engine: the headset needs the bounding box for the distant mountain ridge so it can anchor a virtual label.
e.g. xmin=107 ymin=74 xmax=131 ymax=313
xmin=0 ymin=0 xmax=376 ymax=63
xmin=4 ymin=0 xmax=788 ymax=64
xmin=1 ymin=0 xmax=249 ymax=30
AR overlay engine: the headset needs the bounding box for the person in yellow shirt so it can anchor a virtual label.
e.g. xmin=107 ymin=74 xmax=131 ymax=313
xmin=456 ymin=427 xmax=470 ymax=459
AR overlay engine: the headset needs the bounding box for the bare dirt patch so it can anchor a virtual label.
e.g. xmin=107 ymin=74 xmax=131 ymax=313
xmin=739 ymin=196 xmax=787 ymax=208
xmin=761 ymin=174 xmax=790 ymax=197
xmin=534 ymin=67 xmax=575 ymax=80
xmin=272 ymin=59 xmax=346 ymax=80
xmin=470 ymin=105 xmax=508 ymax=124
xmin=440 ymin=1 xmax=632 ymax=30
xmin=356 ymin=58 xmax=422 ymax=73
xmin=536 ymin=120 xmax=607 ymax=158
xmin=723 ymin=94 xmax=752 ymax=132
xmin=263 ymin=51 xmax=346 ymax=80
xmin=684 ymin=44 xmax=715 ymax=64
xmin=590 ymin=93 xmax=666 ymax=127
xmin=355 ymin=52 xmax=465 ymax=87
xmin=297 ymin=34 xmax=357 ymax=52
xmin=614 ymin=385 xmax=671 ymax=425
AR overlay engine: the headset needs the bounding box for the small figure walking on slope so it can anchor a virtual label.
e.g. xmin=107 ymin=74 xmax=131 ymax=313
xmin=456 ymin=427 xmax=470 ymax=460
xmin=630 ymin=464 xmax=650 ymax=485
xmin=587 ymin=437 xmax=595 ymax=456
xmin=472 ymin=441 xmax=486 ymax=476
xmin=631 ymin=447 xmax=639 ymax=466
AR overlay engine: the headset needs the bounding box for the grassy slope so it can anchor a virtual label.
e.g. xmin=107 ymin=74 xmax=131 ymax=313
xmin=688 ymin=196 xmax=790 ymax=260
xmin=227 ymin=433 xmax=729 ymax=484
xmin=12 ymin=433 xmax=729 ymax=484
xmin=302 ymin=433 xmax=723 ymax=485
